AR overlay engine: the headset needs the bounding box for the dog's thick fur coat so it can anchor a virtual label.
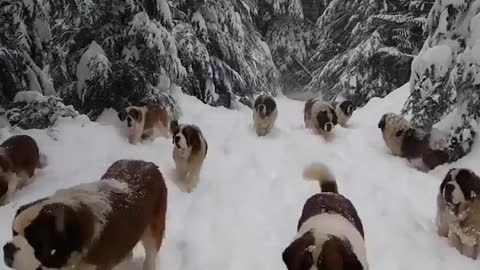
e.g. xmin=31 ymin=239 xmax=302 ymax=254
xmin=3 ymin=159 xmax=167 ymax=270
xmin=170 ymin=120 xmax=208 ymax=193
xmin=253 ymin=95 xmax=278 ymax=136
xmin=378 ymin=113 xmax=449 ymax=171
xmin=331 ymin=100 xmax=355 ymax=127
xmin=0 ymin=135 xmax=47 ymax=206
xmin=282 ymin=162 xmax=368 ymax=270
xmin=122 ymin=105 xmax=170 ymax=144
xmin=437 ymin=168 xmax=480 ymax=259
xmin=304 ymin=98 xmax=338 ymax=136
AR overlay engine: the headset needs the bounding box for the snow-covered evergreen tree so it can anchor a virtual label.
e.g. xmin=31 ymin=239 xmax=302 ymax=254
xmin=172 ymin=0 xmax=280 ymax=108
xmin=402 ymin=0 xmax=480 ymax=162
xmin=0 ymin=0 xmax=55 ymax=106
xmin=303 ymin=0 xmax=433 ymax=106
xmin=50 ymin=0 xmax=184 ymax=119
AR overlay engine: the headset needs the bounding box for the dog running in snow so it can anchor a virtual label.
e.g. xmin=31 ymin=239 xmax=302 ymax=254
xmin=0 ymin=135 xmax=47 ymax=206
xmin=3 ymin=159 xmax=167 ymax=270
xmin=119 ymin=104 xmax=170 ymax=144
xmin=252 ymin=95 xmax=278 ymax=136
xmin=304 ymin=98 xmax=338 ymax=137
xmin=331 ymin=100 xmax=355 ymax=127
xmin=170 ymin=120 xmax=208 ymax=193
xmin=282 ymin=162 xmax=368 ymax=270
xmin=437 ymin=168 xmax=480 ymax=259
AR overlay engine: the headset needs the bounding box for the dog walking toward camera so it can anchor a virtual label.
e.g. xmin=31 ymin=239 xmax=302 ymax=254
xmin=0 ymin=135 xmax=47 ymax=206
xmin=282 ymin=162 xmax=368 ymax=270
xmin=119 ymin=104 xmax=170 ymax=144
xmin=253 ymin=95 xmax=278 ymax=136
xmin=170 ymin=120 xmax=208 ymax=193
xmin=436 ymin=168 xmax=480 ymax=259
xmin=304 ymin=98 xmax=338 ymax=137
xmin=3 ymin=159 xmax=167 ymax=270
xmin=331 ymin=100 xmax=355 ymax=127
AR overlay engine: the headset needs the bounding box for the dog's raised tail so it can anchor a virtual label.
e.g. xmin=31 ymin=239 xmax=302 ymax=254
xmin=303 ymin=162 xmax=338 ymax=193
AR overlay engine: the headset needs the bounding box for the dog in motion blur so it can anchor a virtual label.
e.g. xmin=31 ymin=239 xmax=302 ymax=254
xmin=3 ymin=159 xmax=167 ymax=270
xmin=378 ymin=112 xmax=449 ymax=171
xmin=437 ymin=168 xmax=480 ymax=259
xmin=0 ymin=134 xmax=47 ymax=206
xmin=170 ymin=120 xmax=208 ymax=193
xmin=282 ymin=162 xmax=368 ymax=270
xmin=304 ymin=98 xmax=338 ymax=137
xmin=118 ymin=104 xmax=170 ymax=144
xmin=331 ymin=100 xmax=355 ymax=127
xmin=252 ymin=95 xmax=278 ymax=136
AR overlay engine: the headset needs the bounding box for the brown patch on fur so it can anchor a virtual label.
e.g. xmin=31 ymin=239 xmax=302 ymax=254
xmin=318 ymin=237 xmax=363 ymax=270
xmin=83 ymin=160 xmax=167 ymax=267
xmin=0 ymin=135 xmax=40 ymax=177
xmin=282 ymin=231 xmax=315 ymax=270
xmin=297 ymin=193 xmax=364 ymax=237
xmin=142 ymin=105 xmax=170 ymax=139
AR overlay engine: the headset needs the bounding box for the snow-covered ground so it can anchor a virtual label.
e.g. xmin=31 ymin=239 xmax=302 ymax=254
xmin=1 ymin=84 xmax=480 ymax=270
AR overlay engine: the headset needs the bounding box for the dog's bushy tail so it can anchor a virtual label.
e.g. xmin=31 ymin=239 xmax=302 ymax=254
xmin=37 ymin=153 xmax=48 ymax=169
xmin=303 ymin=162 xmax=338 ymax=194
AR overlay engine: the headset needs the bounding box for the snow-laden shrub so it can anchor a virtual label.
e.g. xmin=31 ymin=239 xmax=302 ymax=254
xmin=402 ymin=0 xmax=480 ymax=162
xmin=0 ymin=0 xmax=55 ymax=105
xmin=3 ymin=91 xmax=79 ymax=129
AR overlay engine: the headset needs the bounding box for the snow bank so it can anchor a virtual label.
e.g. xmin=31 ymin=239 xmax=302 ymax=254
xmin=0 ymin=86 xmax=479 ymax=270
xmin=13 ymin=91 xmax=48 ymax=103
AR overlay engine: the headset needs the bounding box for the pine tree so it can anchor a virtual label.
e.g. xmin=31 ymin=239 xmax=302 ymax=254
xmin=402 ymin=0 xmax=480 ymax=162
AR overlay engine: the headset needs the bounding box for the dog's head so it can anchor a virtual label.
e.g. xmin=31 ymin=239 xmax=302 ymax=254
xmin=283 ymin=233 xmax=363 ymax=270
xmin=282 ymin=231 xmax=315 ymax=270
xmin=170 ymin=121 xmax=202 ymax=151
xmin=440 ymin=168 xmax=480 ymax=214
xmin=339 ymin=100 xmax=355 ymax=117
xmin=316 ymin=105 xmax=337 ymax=133
xmin=4 ymin=201 xmax=85 ymax=270
xmin=254 ymin=95 xmax=277 ymax=118
xmin=124 ymin=107 xmax=143 ymax=128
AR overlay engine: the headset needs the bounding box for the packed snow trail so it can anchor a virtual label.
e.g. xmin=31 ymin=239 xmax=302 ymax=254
xmin=0 ymin=84 xmax=479 ymax=270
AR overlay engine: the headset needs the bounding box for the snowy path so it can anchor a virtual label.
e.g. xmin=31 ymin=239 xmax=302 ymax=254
xmin=1 ymin=84 xmax=479 ymax=270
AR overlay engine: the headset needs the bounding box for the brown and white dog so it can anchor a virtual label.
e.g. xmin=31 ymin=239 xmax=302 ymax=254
xmin=282 ymin=163 xmax=368 ymax=270
xmin=3 ymin=159 xmax=167 ymax=270
xmin=304 ymin=98 xmax=338 ymax=136
xmin=331 ymin=100 xmax=355 ymax=127
xmin=437 ymin=168 xmax=480 ymax=259
xmin=378 ymin=113 xmax=449 ymax=171
xmin=121 ymin=105 xmax=170 ymax=144
xmin=170 ymin=120 xmax=208 ymax=193
xmin=253 ymin=95 xmax=278 ymax=136
xmin=0 ymin=135 xmax=47 ymax=206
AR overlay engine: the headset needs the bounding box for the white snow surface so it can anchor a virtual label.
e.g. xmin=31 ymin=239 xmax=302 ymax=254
xmin=1 ymin=84 xmax=480 ymax=269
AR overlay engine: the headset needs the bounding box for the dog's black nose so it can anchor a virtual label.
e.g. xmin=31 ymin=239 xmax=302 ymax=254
xmin=324 ymin=123 xmax=333 ymax=132
xmin=3 ymin=242 xmax=18 ymax=267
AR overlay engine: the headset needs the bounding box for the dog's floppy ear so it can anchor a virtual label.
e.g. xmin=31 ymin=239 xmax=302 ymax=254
xmin=282 ymin=232 xmax=315 ymax=270
xmin=170 ymin=120 xmax=179 ymax=135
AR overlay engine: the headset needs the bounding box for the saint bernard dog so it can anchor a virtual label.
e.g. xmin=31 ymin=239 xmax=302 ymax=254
xmin=252 ymin=95 xmax=278 ymax=136
xmin=282 ymin=162 xmax=368 ymax=270
xmin=331 ymin=100 xmax=355 ymax=127
xmin=170 ymin=120 xmax=208 ymax=193
xmin=0 ymin=135 xmax=47 ymax=206
xmin=437 ymin=168 xmax=480 ymax=259
xmin=378 ymin=113 xmax=449 ymax=171
xmin=3 ymin=159 xmax=167 ymax=270
xmin=119 ymin=105 xmax=170 ymax=144
xmin=304 ymin=98 xmax=338 ymax=136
